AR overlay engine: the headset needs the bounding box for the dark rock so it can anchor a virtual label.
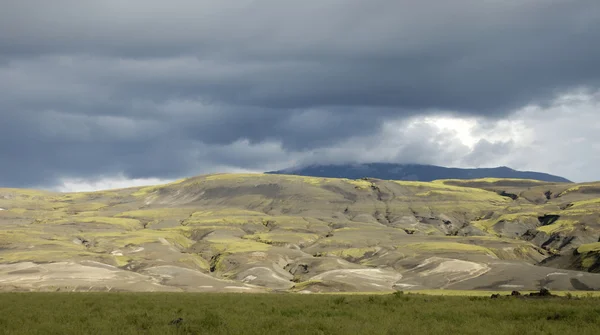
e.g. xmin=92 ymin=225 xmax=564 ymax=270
xmin=511 ymin=291 xmax=521 ymax=296
xmin=560 ymin=203 xmax=574 ymax=210
xmin=209 ymin=254 xmax=221 ymax=273
xmin=541 ymin=233 xmax=560 ymax=250
xmin=498 ymin=191 xmax=519 ymax=200
xmin=403 ymin=229 xmax=416 ymax=235
xmin=558 ymin=236 xmax=576 ymax=250
xmin=169 ymin=318 xmax=183 ymax=326
xmin=75 ymin=236 xmax=91 ymax=248
xmin=490 ymin=294 xmax=500 ymax=299
xmin=538 ymin=215 xmax=560 ymax=226
xmin=520 ymin=229 xmax=538 ymax=241
xmin=529 ymin=288 xmax=553 ymax=297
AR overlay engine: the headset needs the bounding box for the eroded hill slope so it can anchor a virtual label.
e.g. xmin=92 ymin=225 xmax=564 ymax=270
xmin=1 ymin=174 xmax=599 ymax=292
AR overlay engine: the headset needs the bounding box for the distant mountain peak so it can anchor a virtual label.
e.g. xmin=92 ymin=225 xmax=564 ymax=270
xmin=266 ymin=163 xmax=571 ymax=183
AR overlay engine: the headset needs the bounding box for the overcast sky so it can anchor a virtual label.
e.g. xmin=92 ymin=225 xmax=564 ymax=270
xmin=2 ymin=0 xmax=600 ymax=191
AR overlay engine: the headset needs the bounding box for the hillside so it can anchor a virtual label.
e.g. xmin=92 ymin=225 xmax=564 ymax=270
xmin=1 ymin=173 xmax=600 ymax=293
xmin=267 ymin=163 xmax=572 ymax=183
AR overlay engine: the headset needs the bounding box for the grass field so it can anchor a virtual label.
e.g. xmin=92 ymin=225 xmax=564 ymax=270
xmin=0 ymin=293 xmax=599 ymax=334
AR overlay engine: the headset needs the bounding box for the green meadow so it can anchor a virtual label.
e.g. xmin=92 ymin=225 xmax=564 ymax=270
xmin=1 ymin=292 xmax=599 ymax=335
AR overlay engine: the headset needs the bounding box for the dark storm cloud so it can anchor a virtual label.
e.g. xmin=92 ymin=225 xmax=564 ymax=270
xmin=463 ymin=140 xmax=515 ymax=167
xmin=1 ymin=0 xmax=599 ymax=187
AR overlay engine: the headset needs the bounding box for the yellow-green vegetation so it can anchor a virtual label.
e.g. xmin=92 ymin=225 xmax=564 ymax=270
xmin=345 ymin=179 xmax=372 ymax=190
xmin=57 ymin=189 xmax=122 ymax=201
xmin=0 ymin=229 xmax=103 ymax=263
xmin=472 ymin=212 xmax=539 ymax=232
xmin=76 ymin=217 xmax=142 ymax=230
xmin=414 ymin=189 xmax=508 ymax=202
xmin=4 ymin=208 xmax=28 ymax=215
xmin=131 ymin=178 xmax=187 ymax=197
xmin=435 ymin=178 xmax=547 ymax=185
xmin=116 ymin=208 xmax=197 ymax=227
xmin=291 ymin=280 xmax=324 ymax=291
xmin=394 ymin=180 xmax=483 ymax=191
xmin=284 ymin=175 xmax=328 ymax=186
xmin=443 ymin=235 xmax=522 ymax=242
xmin=0 ymin=230 xmax=74 ymax=249
xmin=578 ymin=244 xmax=600 ymax=270
xmin=178 ymin=254 xmax=211 ymax=271
xmin=548 ymin=208 xmax=598 ymax=216
xmin=1 ymin=293 xmax=600 ymax=335
xmin=405 ymin=202 xmax=498 ymax=215
xmin=326 ymin=247 xmax=378 ymax=259
xmin=43 ymin=217 xmax=142 ymax=230
xmin=577 ymin=242 xmax=600 ymax=254
xmin=88 ymin=229 xmax=195 ymax=250
xmin=57 ymin=192 xmax=94 ymax=201
xmin=243 ymin=232 xmax=319 ymax=246
xmin=0 ymin=198 xmax=69 ymax=211
xmin=200 ymin=173 xmax=265 ymax=182
xmin=183 ymin=211 xmax=316 ymax=231
xmin=113 ymin=255 xmax=131 ymax=267
xmin=556 ymin=183 xmax=600 ymax=197
xmin=179 ymin=226 xmax=243 ymax=238
xmin=557 ymin=186 xmax=580 ymax=197
xmin=570 ymin=197 xmax=600 ymax=208
xmin=204 ymin=237 xmax=271 ymax=253
xmin=117 ymin=208 xmax=196 ymax=219
xmin=65 ymin=202 xmax=107 ymax=212
xmin=203 ymin=173 xmax=369 ymax=190
xmin=183 ymin=209 xmax=265 ymax=226
xmin=186 ymin=216 xmax=256 ymax=226
xmin=536 ymin=220 xmax=579 ymax=234
xmin=402 ymin=242 xmax=496 ymax=256
xmin=0 ymin=250 xmax=101 ymax=264
xmin=280 ymin=175 xmax=355 ymax=187
xmin=0 ymin=189 xmax=58 ymax=211
xmin=191 ymin=209 xmax=266 ymax=217
xmin=581 ymin=256 xmax=597 ymax=270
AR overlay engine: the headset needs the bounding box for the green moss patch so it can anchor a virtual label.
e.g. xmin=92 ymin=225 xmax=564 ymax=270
xmin=243 ymin=232 xmax=319 ymax=246
xmin=88 ymin=229 xmax=195 ymax=250
xmin=472 ymin=212 xmax=539 ymax=232
xmin=204 ymin=237 xmax=271 ymax=253
xmin=569 ymin=198 xmax=600 ymax=208
xmin=48 ymin=217 xmax=142 ymax=230
xmin=577 ymin=243 xmax=600 ymax=254
xmin=401 ymin=242 xmax=495 ymax=256
xmin=536 ymin=220 xmax=579 ymax=234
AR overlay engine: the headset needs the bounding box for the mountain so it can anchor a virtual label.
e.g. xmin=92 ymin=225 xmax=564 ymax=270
xmin=266 ymin=163 xmax=572 ymax=183
xmin=1 ymin=173 xmax=599 ymax=293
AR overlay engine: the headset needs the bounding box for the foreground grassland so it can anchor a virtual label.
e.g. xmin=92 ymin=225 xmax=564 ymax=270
xmin=0 ymin=293 xmax=599 ymax=335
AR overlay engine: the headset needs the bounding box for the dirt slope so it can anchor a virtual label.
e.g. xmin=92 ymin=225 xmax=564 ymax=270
xmin=1 ymin=174 xmax=600 ymax=292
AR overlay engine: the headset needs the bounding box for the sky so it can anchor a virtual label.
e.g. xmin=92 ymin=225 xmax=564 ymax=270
xmin=2 ymin=0 xmax=600 ymax=191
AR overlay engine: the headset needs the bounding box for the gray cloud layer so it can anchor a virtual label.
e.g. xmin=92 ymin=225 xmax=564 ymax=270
xmin=1 ymin=1 xmax=600 ymax=187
